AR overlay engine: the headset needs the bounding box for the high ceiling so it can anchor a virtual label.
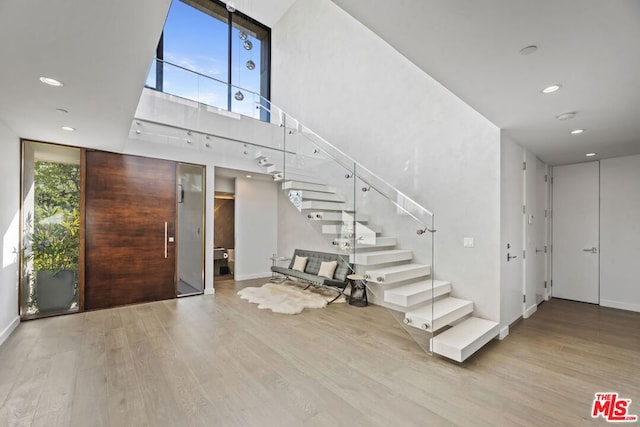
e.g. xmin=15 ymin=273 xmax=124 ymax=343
xmin=1 ymin=0 xmax=638 ymax=166
xmin=332 ymin=0 xmax=640 ymax=165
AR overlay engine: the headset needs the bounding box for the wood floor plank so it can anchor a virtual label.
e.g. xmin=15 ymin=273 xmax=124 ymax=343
xmin=103 ymin=319 xmax=149 ymax=427
xmin=31 ymin=349 xmax=79 ymax=427
xmin=1 ymin=278 xmax=639 ymax=426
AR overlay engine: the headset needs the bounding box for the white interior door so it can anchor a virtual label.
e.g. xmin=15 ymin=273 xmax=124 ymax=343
xmin=535 ymin=158 xmax=548 ymax=304
xmin=500 ymin=139 xmax=524 ymax=325
xmin=523 ymin=150 xmax=537 ymax=317
xmin=552 ymin=162 xmax=599 ymax=304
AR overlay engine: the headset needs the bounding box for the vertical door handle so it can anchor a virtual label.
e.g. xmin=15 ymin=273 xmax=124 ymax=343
xmin=164 ymin=221 xmax=168 ymax=258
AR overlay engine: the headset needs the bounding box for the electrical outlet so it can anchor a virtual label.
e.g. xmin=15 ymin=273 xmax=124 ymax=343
xmin=463 ymin=237 xmax=474 ymax=248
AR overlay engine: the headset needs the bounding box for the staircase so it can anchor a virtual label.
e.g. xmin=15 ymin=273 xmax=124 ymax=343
xmin=132 ymin=62 xmax=501 ymax=362
xmin=257 ymin=153 xmax=500 ymax=363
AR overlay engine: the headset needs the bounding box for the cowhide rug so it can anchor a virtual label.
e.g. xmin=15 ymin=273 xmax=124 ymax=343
xmin=237 ymin=281 xmax=346 ymax=314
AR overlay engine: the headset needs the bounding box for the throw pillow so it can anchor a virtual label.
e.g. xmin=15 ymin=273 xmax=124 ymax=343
xmin=317 ymin=260 xmax=338 ymax=279
xmin=292 ymin=256 xmax=308 ymax=272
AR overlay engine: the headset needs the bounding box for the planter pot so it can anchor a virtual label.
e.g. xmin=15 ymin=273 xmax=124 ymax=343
xmin=36 ymin=269 xmax=76 ymax=313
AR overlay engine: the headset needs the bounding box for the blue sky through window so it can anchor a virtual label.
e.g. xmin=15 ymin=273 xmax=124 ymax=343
xmin=146 ymin=0 xmax=266 ymax=119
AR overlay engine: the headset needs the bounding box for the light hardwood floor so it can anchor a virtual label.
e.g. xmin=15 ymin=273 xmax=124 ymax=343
xmin=1 ymin=278 xmax=639 ymax=426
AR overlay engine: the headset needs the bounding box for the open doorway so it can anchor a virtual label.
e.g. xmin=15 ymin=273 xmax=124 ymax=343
xmin=214 ymin=186 xmax=235 ymax=280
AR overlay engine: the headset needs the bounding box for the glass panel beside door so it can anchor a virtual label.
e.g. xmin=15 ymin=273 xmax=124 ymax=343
xmin=20 ymin=141 xmax=81 ymax=318
xmin=177 ymin=163 xmax=205 ymax=296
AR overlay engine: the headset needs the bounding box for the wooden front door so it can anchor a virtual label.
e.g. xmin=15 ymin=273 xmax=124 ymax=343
xmin=85 ymin=151 xmax=176 ymax=309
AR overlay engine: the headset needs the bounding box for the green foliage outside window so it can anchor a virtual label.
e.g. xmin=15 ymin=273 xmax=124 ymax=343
xmin=30 ymin=162 xmax=80 ymax=273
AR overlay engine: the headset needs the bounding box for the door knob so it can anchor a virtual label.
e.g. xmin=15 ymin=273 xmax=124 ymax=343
xmin=582 ymin=247 xmax=598 ymax=254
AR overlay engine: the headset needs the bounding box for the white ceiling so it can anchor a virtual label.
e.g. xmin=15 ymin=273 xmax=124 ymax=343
xmin=332 ymin=0 xmax=640 ymax=165
xmin=1 ymin=0 xmax=638 ymax=166
xmin=0 ymin=0 xmax=171 ymax=153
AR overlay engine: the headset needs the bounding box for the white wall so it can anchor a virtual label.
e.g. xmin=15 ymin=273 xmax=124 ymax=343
xmin=272 ymin=0 xmax=501 ymax=320
xmin=214 ymin=177 xmax=235 ymax=194
xmin=600 ymin=155 xmax=640 ymax=312
xmin=277 ymin=190 xmax=334 ymax=258
xmin=0 ymin=120 xmax=20 ymax=345
xmin=234 ymin=178 xmax=278 ymax=280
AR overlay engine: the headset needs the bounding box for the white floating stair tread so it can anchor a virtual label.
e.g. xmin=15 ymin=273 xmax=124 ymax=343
xmin=289 ymin=190 xmax=343 ymax=202
xmin=404 ymin=297 xmax=473 ymax=333
xmin=254 ymin=151 xmax=276 ymax=160
xmin=300 ymin=201 xmax=353 ymax=211
xmin=267 ymin=164 xmax=316 ymax=176
xmin=322 ymin=223 xmax=382 ymax=234
xmin=255 ymin=156 xmax=274 ymax=167
xmin=272 ymin=173 xmax=324 ymax=185
xmin=267 ymin=166 xmax=318 ymax=182
xmin=282 ymin=181 xmax=336 ymax=194
xmin=431 ymin=317 xmax=500 ymax=362
xmin=306 ymin=212 xmax=368 ymax=222
xmin=354 ymin=236 xmax=397 ymax=248
xmin=350 ymin=249 xmax=413 ymax=265
xmin=331 ymin=236 xmax=397 ymax=250
xmin=384 ymin=280 xmax=451 ymax=307
xmin=365 ymin=263 xmax=430 ymax=284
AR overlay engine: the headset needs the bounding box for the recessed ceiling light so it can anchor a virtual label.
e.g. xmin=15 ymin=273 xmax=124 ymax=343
xmin=61 ymin=126 xmax=75 ymax=131
xmin=519 ymin=45 xmax=538 ymax=56
xmin=556 ymin=112 xmax=576 ymax=121
xmin=570 ymin=129 xmax=584 ymax=135
xmin=585 ymin=152 xmax=597 ymax=157
xmin=541 ymin=84 xmax=561 ymax=94
xmin=40 ymin=77 xmax=64 ymax=87
xmin=246 ymin=175 xmax=252 ymax=178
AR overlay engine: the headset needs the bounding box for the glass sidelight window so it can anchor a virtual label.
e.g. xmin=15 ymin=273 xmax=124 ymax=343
xmin=146 ymin=0 xmax=271 ymax=121
xmin=21 ymin=141 xmax=81 ymax=318
xmin=177 ymin=163 xmax=206 ymax=296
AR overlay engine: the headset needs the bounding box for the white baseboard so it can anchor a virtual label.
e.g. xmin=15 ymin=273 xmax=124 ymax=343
xmin=233 ymin=272 xmax=271 ymax=281
xmin=499 ymin=325 xmax=509 ymax=340
xmin=600 ymin=299 xmax=640 ymax=313
xmin=204 ymin=288 xmax=215 ymax=295
xmin=523 ymin=303 xmax=537 ymax=319
xmin=0 ymin=316 xmax=20 ymax=347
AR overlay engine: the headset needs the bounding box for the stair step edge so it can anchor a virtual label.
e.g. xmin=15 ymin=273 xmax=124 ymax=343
xmin=431 ymin=317 xmax=500 ymax=362
xmin=406 ymin=297 xmax=473 ymax=317
xmin=385 ymin=280 xmax=451 ymax=296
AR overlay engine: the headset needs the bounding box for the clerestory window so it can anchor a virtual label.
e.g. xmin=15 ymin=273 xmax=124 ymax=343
xmin=146 ymin=0 xmax=271 ymax=121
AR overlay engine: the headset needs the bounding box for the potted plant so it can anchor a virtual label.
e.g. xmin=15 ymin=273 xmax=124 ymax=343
xmin=29 ymin=206 xmax=79 ymax=313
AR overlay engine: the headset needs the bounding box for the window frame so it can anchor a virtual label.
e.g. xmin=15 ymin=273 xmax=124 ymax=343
xmin=152 ymin=0 xmax=271 ymax=118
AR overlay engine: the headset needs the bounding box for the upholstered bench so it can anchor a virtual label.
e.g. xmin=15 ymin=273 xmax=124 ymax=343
xmin=270 ymin=249 xmax=353 ymax=303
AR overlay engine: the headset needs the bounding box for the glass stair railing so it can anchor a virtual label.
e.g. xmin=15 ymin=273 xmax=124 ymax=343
xmin=132 ymin=58 xmax=501 ymax=362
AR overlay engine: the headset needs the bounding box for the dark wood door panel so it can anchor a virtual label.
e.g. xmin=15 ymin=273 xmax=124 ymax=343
xmin=85 ymin=151 xmax=176 ymax=310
